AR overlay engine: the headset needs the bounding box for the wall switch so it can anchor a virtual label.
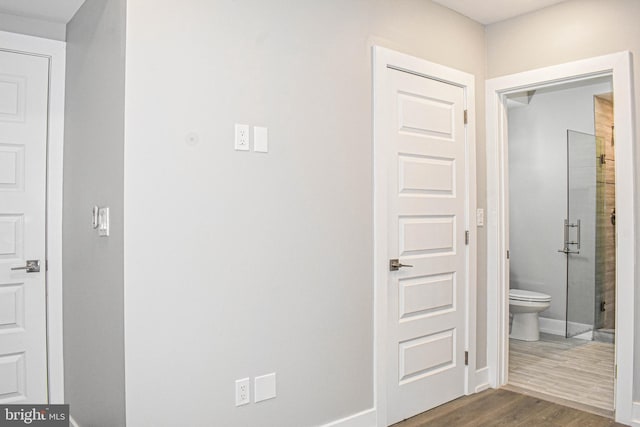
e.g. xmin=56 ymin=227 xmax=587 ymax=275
xmin=235 ymin=124 xmax=250 ymax=151
xmin=253 ymin=126 xmax=268 ymax=153
xmin=476 ymin=208 xmax=484 ymax=227
xmin=235 ymin=378 xmax=250 ymax=406
xmin=254 ymin=373 xmax=276 ymax=403
xmin=98 ymin=207 xmax=110 ymax=237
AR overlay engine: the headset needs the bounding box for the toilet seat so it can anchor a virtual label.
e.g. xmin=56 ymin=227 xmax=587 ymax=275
xmin=509 ymin=289 xmax=551 ymax=302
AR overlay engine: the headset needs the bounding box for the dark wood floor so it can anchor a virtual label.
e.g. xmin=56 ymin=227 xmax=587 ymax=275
xmin=392 ymin=388 xmax=627 ymax=427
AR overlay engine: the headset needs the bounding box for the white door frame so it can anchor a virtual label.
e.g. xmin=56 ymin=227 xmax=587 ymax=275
xmin=373 ymin=46 xmax=477 ymax=426
xmin=485 ymin=52 xmax=635 ymax=425
xmin=0 ymin=30 xmax=66 ymax=404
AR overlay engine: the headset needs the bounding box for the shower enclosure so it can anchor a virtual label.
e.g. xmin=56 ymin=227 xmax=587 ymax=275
xmin=562 ymin=130 xmax=613 ymax=338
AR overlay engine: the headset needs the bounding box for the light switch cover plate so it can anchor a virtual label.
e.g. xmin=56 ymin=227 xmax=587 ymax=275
xmin=476 ymin=208 xmax=484 ymax=227
xmin=254 ymin=373 xmax=276 ymax=403
xmin=98 ymin=207 xmax=110 ymax=237
xmin=253 ymin=126 xmax=268 ymax=153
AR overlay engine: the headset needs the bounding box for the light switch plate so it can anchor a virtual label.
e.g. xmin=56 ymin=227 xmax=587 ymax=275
xmin=254 ymin=126 xmax=268 ymax=153
xmin=476 ymin=208 xmax=484 ymax=227
xmin=98 ymin=207 xmax=110 ymax=237
xmin=254 ymin=373 xmax=276 ymax=403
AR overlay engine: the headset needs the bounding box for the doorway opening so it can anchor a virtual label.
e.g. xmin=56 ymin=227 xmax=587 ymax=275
xmin=504 ymin=77 xmax=616 ymax=417
xmin=485 ymin=52 xmax=635 ymax=425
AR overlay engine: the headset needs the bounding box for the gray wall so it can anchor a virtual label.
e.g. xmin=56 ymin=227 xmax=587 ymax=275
xmin=486 ymin=0 xmax=640 ymax=400
xmin=0 ymin=12 xmax=66 ymax=41
xmin=122 ymin=1 xmax=485 ymax=426
xmin=63 ymin=0 xmax=126 ymax=425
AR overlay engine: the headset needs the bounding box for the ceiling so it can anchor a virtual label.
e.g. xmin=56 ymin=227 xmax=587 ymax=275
xmin=0 ymin=0 xmax=85 ymax=23
xmin=0 ymin=0 xmax=566 ymax=26
xmin=432 ymin=0 xmax=568 ymax=25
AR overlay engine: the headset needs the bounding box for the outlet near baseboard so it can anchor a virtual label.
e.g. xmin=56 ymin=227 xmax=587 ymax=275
xmin=235 ymin=378 xmax=250 ymax=406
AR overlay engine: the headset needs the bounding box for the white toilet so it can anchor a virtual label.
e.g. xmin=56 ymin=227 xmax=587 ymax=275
xmin=509 ymin=289 xmax=551 ymax=341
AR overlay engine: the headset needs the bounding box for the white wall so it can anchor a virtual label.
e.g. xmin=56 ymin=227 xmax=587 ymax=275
xmin=508 ymin=80 xmax=611 ymax=324
xmin=123 ymin=1 xmax=485 ymax=425
xmin=486 ymin=0 xmax=640 ymax=399
xmin=63 ymin=0 xmax=126 ymax=425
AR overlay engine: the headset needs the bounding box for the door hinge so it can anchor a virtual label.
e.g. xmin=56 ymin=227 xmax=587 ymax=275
xmin=464 ymin=351 xmax=469 ymax=366
xmin=464 ymin=110 xmax=468 ymax=125
xmin=46 ymin=260 xmax=48 ymax=271
xmin=465 ymin=230 xmax=470 ymax=245
xmin=615 ymin=364 xmax=618 ymax=379
xmin=506 ymin=250 xmax=510 ymax=259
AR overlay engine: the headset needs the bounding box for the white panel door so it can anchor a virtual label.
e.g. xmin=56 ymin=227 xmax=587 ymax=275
xmin=386 ymin=68 xmax=467 ymax=425
xmin=0 ymin=50 xmax=49 ymax=403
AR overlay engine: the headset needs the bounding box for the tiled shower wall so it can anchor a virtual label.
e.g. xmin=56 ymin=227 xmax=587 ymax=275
xmin=595 ymin=95 xmax=615 ymax=330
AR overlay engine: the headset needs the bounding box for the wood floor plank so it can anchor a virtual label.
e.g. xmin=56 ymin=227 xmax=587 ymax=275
xmin=478 ymin=394 xmax=548 ymax=427
xmin=393 ymin=389 xmax=516 ymax=427
xmin=393 ymin=389 xmax=626 ymax=427
xmin=523 ymin=400 xmax=578 ymax=427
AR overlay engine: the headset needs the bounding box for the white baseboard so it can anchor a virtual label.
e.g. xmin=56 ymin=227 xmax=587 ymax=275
xmin=69 ymin=408 xmax=375 ymax=427
xmin=573 ymin=330 xmax=593 ymax=340
xmin=630 ymin=401 xmax=640 ymax=427
xmin=475 ymin=367 xmax=490 ymax=393
xmin=538 ymin=317 xmax=564 ymax=335
xmin=538 ymin=317 xmax=592 ymax=339
xmin=321 ymin=408 xmax=376 ymax=427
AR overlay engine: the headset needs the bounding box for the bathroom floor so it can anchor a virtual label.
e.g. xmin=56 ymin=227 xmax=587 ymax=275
xmin=508 ymin=333 xmax=614 ymax=417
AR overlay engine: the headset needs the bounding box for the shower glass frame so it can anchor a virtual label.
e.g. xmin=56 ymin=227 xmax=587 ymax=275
xmin=564 ymin=130 xmax=606 ymax=338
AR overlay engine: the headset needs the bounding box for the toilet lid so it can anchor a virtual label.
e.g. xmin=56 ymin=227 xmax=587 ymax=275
xmin=509 ymin=289 xmax=551 ymax=302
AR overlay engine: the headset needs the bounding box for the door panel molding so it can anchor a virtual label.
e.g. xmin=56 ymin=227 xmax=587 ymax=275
xmin=0 ymin=30 xmax=66 ymax=404
xmin=373 ymin=46 xmax=477 ymax=426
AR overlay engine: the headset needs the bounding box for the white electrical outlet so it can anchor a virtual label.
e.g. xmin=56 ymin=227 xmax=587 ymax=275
xmin=235 ymin=124 xmax=250 ymax=151
xmin=235 ymin=378 xmax=250 ymax=406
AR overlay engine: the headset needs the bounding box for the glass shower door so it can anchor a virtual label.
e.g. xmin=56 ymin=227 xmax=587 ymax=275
xmin=564 ymin=130 xmax=603 ymax=338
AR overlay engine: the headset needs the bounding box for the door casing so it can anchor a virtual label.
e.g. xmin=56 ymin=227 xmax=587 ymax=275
xmin=0 ymin=30 xmax=66 ymax=404
xmin=485 ymin=52 xmax=635 ymax=425
xmin=373 ymin=45 xmax=477 ymax=426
